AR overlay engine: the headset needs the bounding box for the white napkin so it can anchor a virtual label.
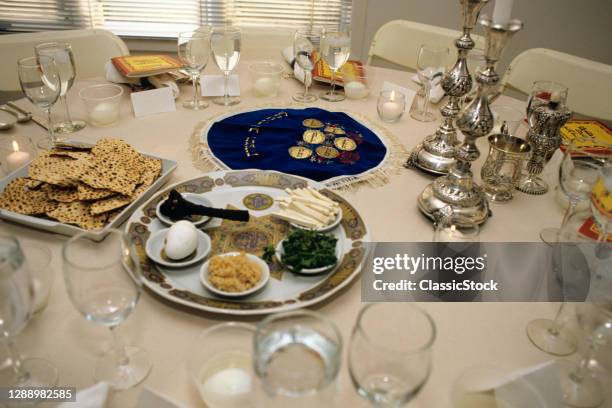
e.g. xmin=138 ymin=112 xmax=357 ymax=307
xmin=57 ymin=382 xmax=110 ymax=408
xmin=104 ymin=62 xmax=180 ymax=99
xmin=411 ymin=66 xmax=445 ymax=104
xmin=281 ymin=46 xmax=307 ymax=84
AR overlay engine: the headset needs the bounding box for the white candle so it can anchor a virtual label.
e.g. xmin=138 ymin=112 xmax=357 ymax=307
xmin=6 ymin=141 xmax=31 ymax=172
xmin=344 ymin=81 xmax=369 ymax=99
xmin=254 ymin=77 xmax=279 ymax=97
xmin=440 ymin=225 xmax=467 ymax=242
xmin=89 ymin=102 xmax=119 ymax=126
xmin=492 ymin=0 xmax=514 ymax=26
xmin=200 ymin=367 xmax=252 ymax=408
xmin=381 ymin=101 xmax=402 ymax=119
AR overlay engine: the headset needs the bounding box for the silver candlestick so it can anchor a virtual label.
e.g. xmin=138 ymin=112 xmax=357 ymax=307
xmin=417 ymin=16 xmax=523 ymax=224
xmin=410 ymin=0 xmax=489 ymax=175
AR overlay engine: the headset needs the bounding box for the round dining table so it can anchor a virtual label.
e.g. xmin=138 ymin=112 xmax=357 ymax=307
xmin=2 ymin=60 xmax=608 ymax=407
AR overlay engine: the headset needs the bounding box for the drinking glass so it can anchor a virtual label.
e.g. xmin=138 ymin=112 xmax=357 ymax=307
xmin=539 ymin=146 xmax=610 ymax=244
xmin=410 ymin=44 xmax=449 ymax=122
xmin=178 ymin=29 xmax=212 ymax=110
xmin=17 ymin=56 xmax=61 ymax=150
xmin=0 ymin=236 xmax=58 ymax=390
xmin=293 ymin=27 xmax=323 ymax=103
xmin=320 ymin=27 xmax=351 ymax=102
xmin=558 ymin=307 xmax=612 ymax=408
xmin=63 ymin=229 xmax=151 ymax=390
xmin=349 ymin=303 xmax=435 ymax=407
xmin=254 ymin=310 xmax=342 ymax=407
xmin=526 ymin=80 xmax=568 ymax=119
xmin=211 ymin=26 xmax=241 ymax=106
xmin=433 ymin=213 xmax=480 ymax=243
xmin=377 ymin=90 xmax=406 ymax=123
xmin=35 ymin=42 xmax=86 ymax=133
xmin=188 ymin=322 xmax=256 ymax=408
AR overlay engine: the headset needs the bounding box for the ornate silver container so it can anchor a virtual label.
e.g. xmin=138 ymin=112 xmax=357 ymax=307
xmin=481 ymin=132 xmax=531 ymax=202
xmin=417 ymin=16 xmax=523 ymax=224
xmin=517 ymin=103 xmax=572 ymax=195
xmin=410 ymin=0 xmax=489 ymax=175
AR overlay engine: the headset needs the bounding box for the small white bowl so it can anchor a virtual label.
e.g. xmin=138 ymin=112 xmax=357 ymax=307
xmin=156 ymin=192 xmax=213 ymax=227
xmin=145 ymin=228 xmax=211 ymax=268
xmin=200 ymin=252 xmax=270 ymax=298
xmin=290 ymin=207 xmax=343 ymax=233
xmin=275 ymin=239 xmax=341 ymax=275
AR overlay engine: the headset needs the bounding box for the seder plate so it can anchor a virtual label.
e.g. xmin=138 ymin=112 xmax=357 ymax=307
xmin=125 ymin=169 xmax=371 ymax=315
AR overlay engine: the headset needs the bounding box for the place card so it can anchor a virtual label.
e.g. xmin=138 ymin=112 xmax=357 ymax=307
xmin=382 ymin=81 xmax=417 ymax=109
xmin=201 ymin=75 xmax=240 ymax=97
xmin=130 ymin=86 xmax=176 ymax=118
xmin=495 ymin=361 xmax=563 ymax=407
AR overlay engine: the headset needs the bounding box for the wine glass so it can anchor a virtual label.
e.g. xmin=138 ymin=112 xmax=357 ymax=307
xmin=17 ymin=55 xmax=61 ymax=150
xmin=526 ymin=303 xmax=577 ymax=356
xmin=410 ymin=44 xmax=449 ymax=122
xmin=63 ymin=229 xmax=151 ymax=390
xmin=293 ymin=27 xmax=323 ymax=103
xmin=178 ymin=29 xmax=212 ymax=110
xmin=320 ymin=27 xmax=351 ymax=102
xmin=211 ymin=26 xmax=241 ymax=106
xmin=539 ymin=145 xmax=610 ymax=244
xmin=526 ymin=80 xmax=568 ymax=119
xmin=0 ymin=236 xmax=58 ymax=389
xmin=349 ymin=303 xmax=435 ymax=407
xmin=35 ymin=42 xmax=86 ymax=133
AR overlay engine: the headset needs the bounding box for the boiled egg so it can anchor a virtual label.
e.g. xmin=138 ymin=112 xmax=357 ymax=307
xmin=165 ymin=220 xmax=198 ymax=260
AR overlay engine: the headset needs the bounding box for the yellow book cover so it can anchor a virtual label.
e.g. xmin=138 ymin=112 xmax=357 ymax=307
xmin=560 ymin=120 xmax=612 ymax=154
xmin=111 ymin=55 xmax=182 ymax=78
xmin=312 ymin=52 xmax=364 ymax=85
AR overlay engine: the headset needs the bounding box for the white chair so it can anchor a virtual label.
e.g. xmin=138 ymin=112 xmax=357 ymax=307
xmin=366 ymin=20 xmax=485 ymax=71
xmin=502 ymin=48 xmax=612 ymax=121
xmin=0 ymin=29 xmax=129 ymax=92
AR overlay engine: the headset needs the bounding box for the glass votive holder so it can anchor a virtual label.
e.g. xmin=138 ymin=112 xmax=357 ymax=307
xmin=187 ymin=322 xmax=256 ymax=408
xmin=377 ymin=90 xmax=406 ymax=123
xmin=341 ymin=65 xmax=372 ymax=100
xmin=492 ymin=105 xmax=524 ymax=136
xmin=481 ymin=133 xmax=531 ymax=203
xmin=79 ymin=84 xmax=123 ymax=127
xmin=249 ymin=61 xmax=283 ymax=98
xmin=0 ymin=135 xmax=37 ymax=174
xmin=21 ymin=241 xmax=53 ymax=314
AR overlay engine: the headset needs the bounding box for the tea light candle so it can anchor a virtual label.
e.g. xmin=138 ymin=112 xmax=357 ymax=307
xmin=7 ymin=141 xmax=31 ymax=172
xmin=89 ymin=102 xmax=118 ymax=126
xmin=439 ymin=225 xmax=467 ymax=242
xmin=254 ymin=77 xmax=277 ymax=97
xmin=201 ymin=367 xmax=252 ymax=408
xmin=381 ymin=101 xmax=402 ymax=118
xmin=344 ymin=81 xmax=368 ymax=99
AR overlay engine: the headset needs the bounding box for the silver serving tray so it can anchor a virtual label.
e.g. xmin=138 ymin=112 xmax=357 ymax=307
xmin=0 ymin=149 xmax=177 ymax=240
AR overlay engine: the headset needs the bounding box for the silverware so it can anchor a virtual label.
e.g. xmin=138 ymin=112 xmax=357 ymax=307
xmin=6 ymin=102 xmax=33 ymax=123
xmin=0 ymin=108 xmax=17 ymax=130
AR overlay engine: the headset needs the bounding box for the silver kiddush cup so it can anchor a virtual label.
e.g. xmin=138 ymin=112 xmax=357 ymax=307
xmin=481 ymin=133 xmax=531 ymax=202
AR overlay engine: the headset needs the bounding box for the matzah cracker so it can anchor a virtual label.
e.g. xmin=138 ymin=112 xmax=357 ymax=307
xmin=28 ymin=153 xmax=88 ymax=187
xmin=77 ymin=183 xmax=116 ymax=201
xmin=42 ymin=184 xmax=79 ymax=203
xmin=0 ymin=178 xmax=57 ymax=215
xmin=90 ymin=182 xmax=149 ymax=215
xmin=46 ymin=201 xmax=107 ymax=230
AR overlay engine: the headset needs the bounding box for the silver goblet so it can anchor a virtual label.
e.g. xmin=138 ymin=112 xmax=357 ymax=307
xmin=517 ymin=103 xmax=572 ymax=195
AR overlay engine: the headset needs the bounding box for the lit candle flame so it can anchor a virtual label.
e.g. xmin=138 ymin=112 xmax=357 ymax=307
xmin=390 ymin=90 xmax=396 ymax=101
xmin=12 ymin=140 xmax=19 ymax=152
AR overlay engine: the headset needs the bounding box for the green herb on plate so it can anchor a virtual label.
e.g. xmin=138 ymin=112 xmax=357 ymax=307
xmin=281 ymin=229 xmax=337 ymax=272
xmin=262 ymin=245 xmax=276 ymax=263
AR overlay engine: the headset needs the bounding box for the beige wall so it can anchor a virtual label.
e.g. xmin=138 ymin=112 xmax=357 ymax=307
xmin=352 ymin=0 xmax=612 ymax=71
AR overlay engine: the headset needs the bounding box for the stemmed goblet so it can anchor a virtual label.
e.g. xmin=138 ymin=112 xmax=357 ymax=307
xmin=178 ymin=29 xmax=212 ymax=110
xmin=320 ymin=27 xmax=351 ymax=102
xmin=349 ymin=303 xmax=435 ymax=407
xmin=0 ymin=236 xmax=58 ymax=390
xmin=17 ymin=55 xmax=61 ymax=149
xmin=293 ymin=27 xmax=322 ymax=103
xmin=410 ymin=44 xmax=449 ymax=122
xmin=211 ymin=26 xmax=241 ymax=106
xmin=63 ymin=229 xmax=151 ymax=390
xmin=35 ymin=42 xmax=86 ymax=133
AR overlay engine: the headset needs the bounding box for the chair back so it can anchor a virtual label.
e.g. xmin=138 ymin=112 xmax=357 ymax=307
xmin=503 ymin=48 xmax=612 ymax=121
xmin=0 ymin=29 xmax=129 ymax=92
xmin=366 ymin=19 xmax=484 ymax=71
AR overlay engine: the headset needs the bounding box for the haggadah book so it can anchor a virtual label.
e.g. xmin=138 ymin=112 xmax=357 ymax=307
xmin=111 ymin=55 xmax=182 ymax=78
